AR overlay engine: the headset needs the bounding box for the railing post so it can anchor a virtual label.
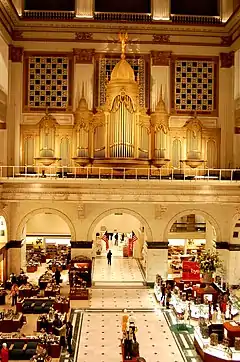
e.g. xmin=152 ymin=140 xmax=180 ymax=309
xmin=25 ymin=166 xmax=27 ymax=178
xmin=99 ymin=168 xmax=101 ymax=180
xmin=171 ymin=168 xmax=173 ymax=181
xmin=207 ymin=168 xmax=209 ymax=181
xmin=12 ymin=166 xmax=14 ymax=178
xmin=87 ymin=167 xmax=89 ymax=179
xmin=160 ymin=167 xmax=161 ymax=181
xmin=231 ymin=169 xmax=233 ymax=182
xmin=219 ymin=169 xmax=222 ymax=181
xmin=74 ymin=167 xmax=76 ymax=179
xmin=148 ymin=168 xmax=150 ymax=180
xmin=0 ymin=166 xmax=2 ymax=178
xmin=123 ymin=168 xmax=125 ymax=179
xmin=111 ymin=168 xmax=113 ymax=179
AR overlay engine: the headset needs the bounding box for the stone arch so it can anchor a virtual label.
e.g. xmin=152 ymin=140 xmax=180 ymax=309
xmin=0 ymin=207 xmax=8 ymax=245
xmin=16 ymin=207 xmax=76 ymax=241
xmin=163 ymin=208 xmax=221 ymax=242
xmin=87 ymin=207 xmax=153 ymax=241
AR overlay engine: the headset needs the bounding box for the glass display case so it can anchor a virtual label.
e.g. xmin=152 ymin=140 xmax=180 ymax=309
xmin=194 ymin=326 xmax=240 ymax=361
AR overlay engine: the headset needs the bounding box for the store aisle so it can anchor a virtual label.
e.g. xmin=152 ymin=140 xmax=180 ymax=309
xmin=92 ymin=257 xmax=144 ymax=284
xmin=73 ymin=309 xmax=184 ymax=362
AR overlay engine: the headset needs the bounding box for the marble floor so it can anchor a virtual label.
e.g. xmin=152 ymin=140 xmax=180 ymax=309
xmin=92 ymin=257 xmax=145 ymax=284
xmin=6 ymin=257 xmax=201 ymax=362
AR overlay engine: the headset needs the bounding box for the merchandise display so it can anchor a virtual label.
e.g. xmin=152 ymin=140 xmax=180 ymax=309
xmin=194 ymin=326 xmax=240 ymax=361
xmin=19 ymin=283 xmax=40 ymax=299
xmin=69 ymin=256 xmax=92 ymax=299
xmin=37 ymin=311 xmax=66 ymax=333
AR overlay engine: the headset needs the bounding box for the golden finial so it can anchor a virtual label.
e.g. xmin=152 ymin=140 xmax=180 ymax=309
xmin=118 ymin=32 xmax=128 ymax=60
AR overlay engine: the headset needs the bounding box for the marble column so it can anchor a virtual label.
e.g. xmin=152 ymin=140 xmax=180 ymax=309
xmin=220 ymin=0 xmax=233 ymax=22
xmin=152 ymin=0 xmax=170 ymax=20
xmin=73 ymin=49 xmax=95 ymax=111
xmin=75 ymin=0 xmax=94 ymax=18
xmin=215 ymin=242 xmax=229 ymax=284
xmin=6 ymin=240 xmax=22 ymax=277
xmin=70 ymin=241 xmax=93 ymax=259
xmin=219 ymin=52 xmax=235 ymax=168
xmin=234 ymin=51 xmax=240 ymax=167
xmin=7 ymin=46 xmax=23 ymax=171
xmin=145 ymin=242 xmax=168 ymax=284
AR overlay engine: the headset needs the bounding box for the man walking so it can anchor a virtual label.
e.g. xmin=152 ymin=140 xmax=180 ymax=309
xmin=107 ymin=250 xmax=112 ymax=265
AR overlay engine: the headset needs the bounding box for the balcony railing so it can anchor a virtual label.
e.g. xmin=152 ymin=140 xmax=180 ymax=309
xmin=170 ymin=223 xmax=206 ymax=233
xmin=0 ymin=166 xmax=240 ymax=182
xmin=94 ymin=12 xmax=152 ymax=22
xmin=23 ymin=10 xmax=75 ymax=20
xmin=170 ymin=14 xmax=222 ymax=25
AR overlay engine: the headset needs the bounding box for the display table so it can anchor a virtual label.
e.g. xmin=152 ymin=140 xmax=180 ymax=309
xmin=194 ymin=326 xmax=240 ymax=361
xmin=224 ymin=322 xmax=240 ymax=347
xmin=54 ymin=298 xmax=70 ymax=313
xmin=0 ymin=313 xmax=24 ymax=332
xmin=27 ymin=265 xmax=38 ymax=273
xmin=44 ymin=285 xmax=60 ymax=297
xmin=19 ymin=285 xmax=40 ymax=299
xmin=37 ymin=313 xmax=66 ymax=333
xmin=69 ymin=287 xmax=89 ymax=300
xmin=121 ymin=342 xmax=139 ymax=362
xmin=192 ymin=286 xmax=218 ymax=304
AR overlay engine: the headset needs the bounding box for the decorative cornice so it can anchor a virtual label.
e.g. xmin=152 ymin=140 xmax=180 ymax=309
xmin=6 ymin=240 xmax=22 ymax=249
xmin=9 ymin=45 xmax=23 ymax=62
xmin=73 ymin=48 xmax=95 ymax=64
xmin=75 ymin=32 xmax=93 ymax=41
xmin=151 ymin=51 xmax=172 ymax=66
xmin=146 ymin=241 xmax=168 ymax=249
xmin=71 ymin=241 xmax=93 ymax=249
xmin=220 ymin=51 xmax=234 ymax=68
xmin=152 ymin=34 xmax=170 ymax=43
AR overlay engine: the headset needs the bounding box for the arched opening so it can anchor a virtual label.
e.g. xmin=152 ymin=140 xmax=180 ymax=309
xmin=91 ymin=212 xmax=145 ymax=258
xmin=88 ymin=208 xmax=151 ymax=284
xmin=16 ymin=209 xmax=74 ymax=290
xmin=166 ymin=212 xmax=217 ymax=279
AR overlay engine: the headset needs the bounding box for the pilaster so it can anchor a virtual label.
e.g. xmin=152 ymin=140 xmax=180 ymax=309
xmin=150 ymin=51 xmax=171 ymax=112
xmin=221 ymin=0 xmax=233 ymax=22
xmin=7 ymin=46 xmax=24 ymax=169
xmin=219 ymin=52 xmax=234 ymax=168
xmin=75 ymin=0 xmax=94 ymax=18
xmin=152 ymin=0 xmax=170 ymax=20
xmin=73 ymin=49 xmax=95 ymax=110
xmin=145 ymin=241 xmax=168 ymax=283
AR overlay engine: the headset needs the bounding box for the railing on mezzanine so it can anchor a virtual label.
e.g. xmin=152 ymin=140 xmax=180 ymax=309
xmin=0 ymin=166 xmax=240 ymax=182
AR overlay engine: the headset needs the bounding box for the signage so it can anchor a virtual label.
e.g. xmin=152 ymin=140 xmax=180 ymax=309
xmin=182 ymin=261 xmax=200 ymax=281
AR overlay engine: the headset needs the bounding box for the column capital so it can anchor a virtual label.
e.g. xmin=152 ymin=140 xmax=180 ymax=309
xmin=73 ymin=48 xmax=95 ymax=64
xmin=146 ymin=241 xmax=168 ymax=249
xmin=220 ymin=51 xmax=235 ymax=68
xmin=151 ymin=51 xmax=172 ymax=66
xmin=71 ymin=241 xmax=93 ymax=249
xmin=9 ymin=45 xmax=23 ymax=63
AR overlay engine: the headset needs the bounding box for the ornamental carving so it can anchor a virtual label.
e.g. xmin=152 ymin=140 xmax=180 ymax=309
xmin=221 ymin=36 xmax=232 ymax=46
xmin=151 ymin=51 xmax=172 ymax=66
xmin=75 ymin=32 xmax=93 ymax=41
xmin=220 ymin=51 xmax=234 ymax=68
xmin=12 ymin=31 xmax=23 ymax=41
xmin=155 ymin=205 xmax=167 ymax=219
xmin=152 ymin=34 xmax=170 ymax=44
xmin=9 ymin=45 xmax=23 ymax=62
xmin=77 ymin=203 xmax=85 ymax=219
xmin=73 ymin=48 xmax=95 ymax=64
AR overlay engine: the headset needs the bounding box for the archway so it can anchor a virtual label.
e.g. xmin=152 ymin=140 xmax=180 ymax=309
xmin=165 ymin=210 xmax=219 ymax=279
xmin=0 ymin=215 xmax=7 ymax=282
xmin=16 ymin=208 xmax=75 ymax=277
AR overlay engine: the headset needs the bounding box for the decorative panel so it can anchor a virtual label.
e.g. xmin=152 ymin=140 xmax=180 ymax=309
xmin=94 ymin=54 xmax=150 ymax=110
xmin=23 ymin=53 xmax=73 ymax=112
xmin=171 ymin=56 xmax=218 ymax=116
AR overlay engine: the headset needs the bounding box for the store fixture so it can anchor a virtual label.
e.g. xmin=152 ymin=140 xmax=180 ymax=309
xmin=69 ymin=255 xmax=92 ymax=300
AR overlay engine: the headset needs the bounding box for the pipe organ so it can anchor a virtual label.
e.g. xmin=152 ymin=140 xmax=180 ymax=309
xmin=20 ymin=46 xmax=220 ymax=170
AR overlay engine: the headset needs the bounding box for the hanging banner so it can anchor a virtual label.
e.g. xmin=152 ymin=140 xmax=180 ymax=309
xmin=182 ymin=261 xmax=200 ymax=281
xmin=128 ymin=238 xmax=133 ymax=257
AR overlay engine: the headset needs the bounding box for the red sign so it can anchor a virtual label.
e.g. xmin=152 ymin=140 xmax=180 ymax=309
xmin=182 ymin=261 xmax=200 ymax=281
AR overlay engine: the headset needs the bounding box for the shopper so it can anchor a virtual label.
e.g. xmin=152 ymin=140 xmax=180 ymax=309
xmin=55 ymin=267 xmax=61 ymax=285
xmin=58 ymin=323 xmax=66 ymax=349
xmin=0 ymin=343 xmax=9 ymax=362
xmin=161 ymin=284 xmax=166 ymax=306
xmin=52 ymin=314 xmax=62 ymax=335
xmin=107 ymin=250 xmax=112 ymax=265
xmin=66 ymin=321 xmax=73 ymax=355
xmin=10 ymin=283 xmax=19 ymax=306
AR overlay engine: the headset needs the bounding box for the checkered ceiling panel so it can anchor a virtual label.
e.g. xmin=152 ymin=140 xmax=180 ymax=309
xmin=175 ymin=60 xmax=214 ymax=112
xmin=28 ymin=56 xmax=69 ymax=109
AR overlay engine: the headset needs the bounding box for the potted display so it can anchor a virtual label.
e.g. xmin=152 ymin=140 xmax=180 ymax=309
xmin=198 ymin=250 xmax=222 ymax=283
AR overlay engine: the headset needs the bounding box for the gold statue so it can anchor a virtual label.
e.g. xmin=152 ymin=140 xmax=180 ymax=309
xmin=118 ymin=32 xmax=128 ymax=60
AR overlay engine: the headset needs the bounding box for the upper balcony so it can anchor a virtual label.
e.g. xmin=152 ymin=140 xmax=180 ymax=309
xmin=1 ymin=165 xmax=240 ymax=183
